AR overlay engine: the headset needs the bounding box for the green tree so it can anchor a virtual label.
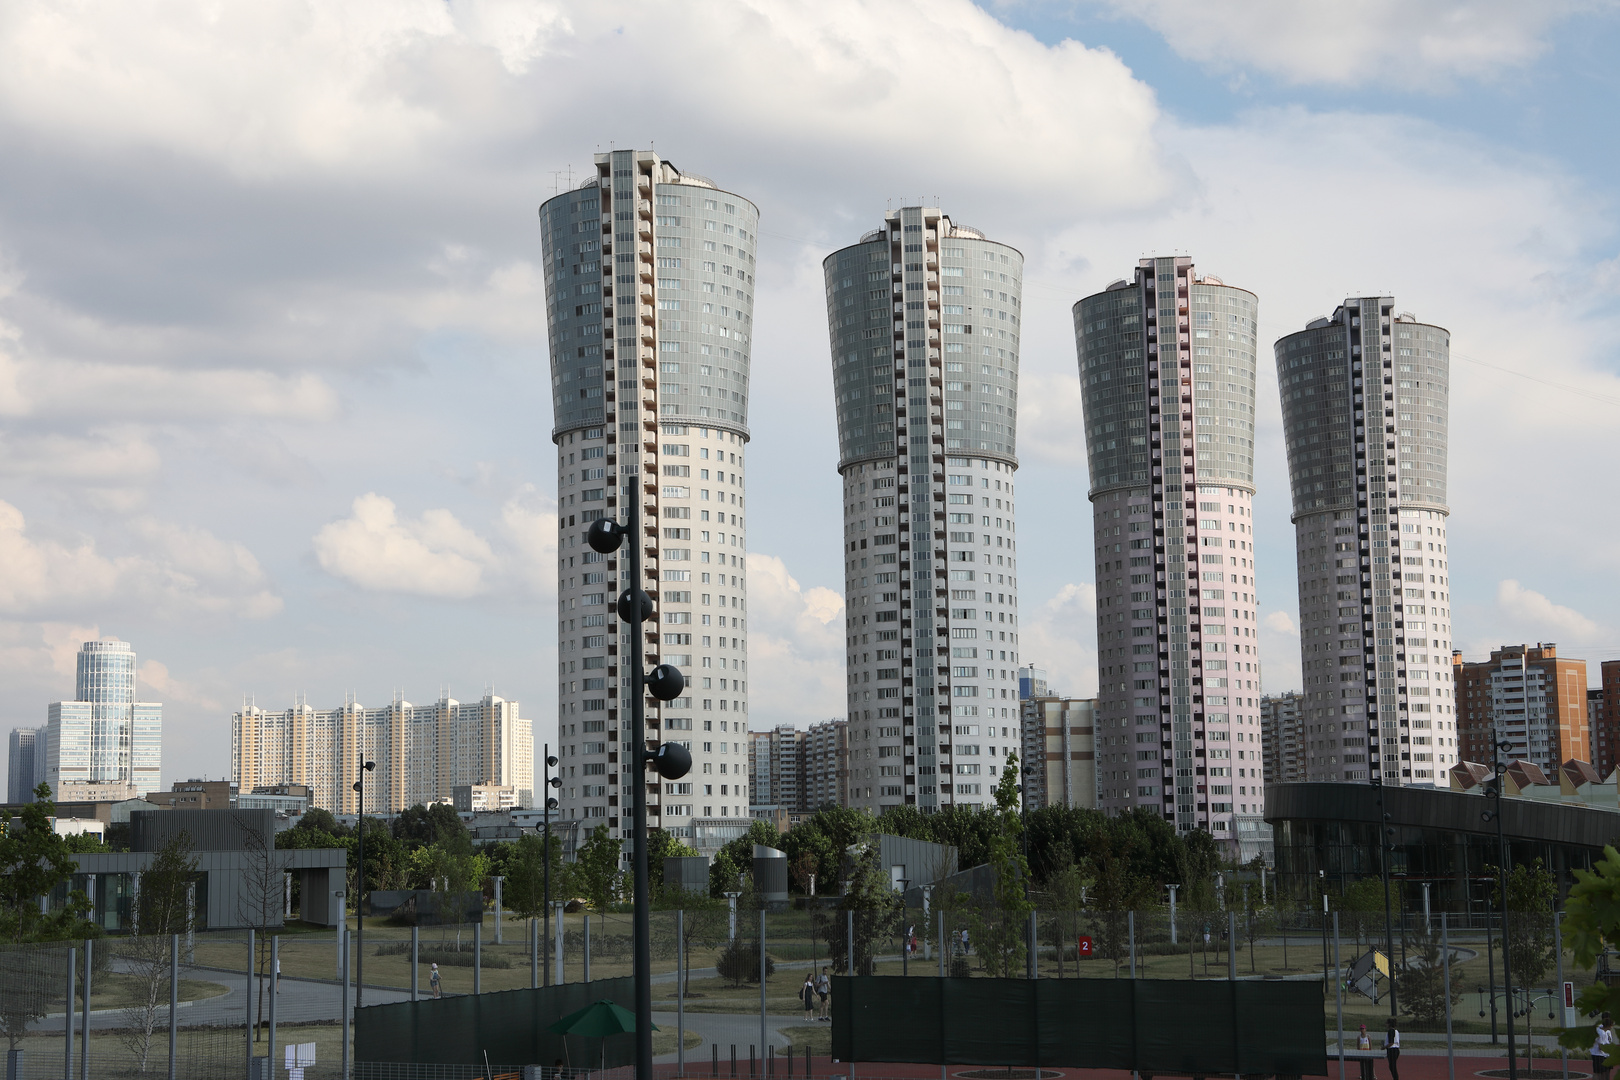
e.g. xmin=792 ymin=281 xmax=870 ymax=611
xmin=1401 ymin=924 xmax=1460 ymax=1027
xmin=1559 ymin=846 xmax=1620 ymax=1059
xmin=394 ymin=803 xmax=468 ymax=847
xmin=825 ymin=840 xmax=900 ymax=975
xmin=575 ymin=825 xmax=624 ymax=909
xmin=708 ymin=819 xmax=780 ymax=898
xmin=119 ymin=830 xmax=200 ymax=1071
xmin=293 ymin=807 xmax=349 ymax=839
xmin=0 ymin=783 xmax=98 ymax=944
xmin=969 ymin=753 xmax=1032 ymax=978
xmin=1491 ymin=858 xmax=1557 ymax=989
xmin=1084 ymin=814 xmax=1153 ymax=977
xmin=648 ymin=829 xmax=699 ymax=891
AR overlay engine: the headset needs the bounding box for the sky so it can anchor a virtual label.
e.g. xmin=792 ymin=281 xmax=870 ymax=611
xmin=1 ymin=0 xmax=1618 ymax=788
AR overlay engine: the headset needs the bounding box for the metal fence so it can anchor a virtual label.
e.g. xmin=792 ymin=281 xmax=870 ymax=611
xmin=0 ymin=905 xmax=1579 ymax=1079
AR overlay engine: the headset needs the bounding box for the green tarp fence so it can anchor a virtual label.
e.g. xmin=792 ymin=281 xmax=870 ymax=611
xmin=831 ymin=976 xmax=1326 ymax=1076
xmin=354 ymin=976 xmax=636 ymax=1074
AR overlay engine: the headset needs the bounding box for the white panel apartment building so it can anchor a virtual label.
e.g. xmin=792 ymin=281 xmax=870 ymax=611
xmin=542 ymin=149 xmax=755 ymax=853
xmin=233 ymin=692 xmax=532 ymax=814
xmin=1274 ymin=299 xmax=1455 ymax=785
xmin=1074 ymin=257 xmax=1265 ymax=846
xmin=824 ymin=206 xmax=1024 ymax=815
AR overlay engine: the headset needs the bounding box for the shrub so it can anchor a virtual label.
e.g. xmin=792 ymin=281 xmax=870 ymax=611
xmin=716 ymin=940 xmax=774 ymax=986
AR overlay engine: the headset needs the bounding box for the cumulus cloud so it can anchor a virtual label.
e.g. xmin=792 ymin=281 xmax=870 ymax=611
xmin=1019 ymin=583 xmax=1098 ymax=698
xmin=743 ymin=553 xmax=847 ymax=728
xmin=312 ymin=489 xmax=558 ymax=600
xmin=1494 ymin=579 xmax=1603 ymax=642
xmin=0 ymin=499 xmax=281 ymax=619
xmin=313 ymin=493 xmax=498 ymax=599
xmin=1263 ymin=611 xmax=1297 ymax=635
xmin=1083 ymin=0 xmax=1593 ymax=89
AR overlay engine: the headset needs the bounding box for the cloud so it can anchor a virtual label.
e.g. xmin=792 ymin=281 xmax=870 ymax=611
xmin=313 ymin=488 xmax=559 ymax=600
xmin=1019 ymin=583 xmax=1098 ymax=697
xmin=1494 ymin=579 xmax=1603 ymax=642
xmin=1084 ymin=0 xmax=1594 ymax=89
xmin=1263 ymin=611 xmax=1297 ymax=635
xmin=138 ymin=658 xmax=222 ymax=711
xmin=313 ymin=493 xmax=498 ymax=599
xmin=743 ymin=553 xmax=847 ymax=728
xmin=0 ymin=499 xmax=281 ymax=620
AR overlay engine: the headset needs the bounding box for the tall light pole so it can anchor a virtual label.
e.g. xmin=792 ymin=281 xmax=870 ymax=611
xmin=1371 ymin=776 xmax=1397 ymax=1017
xmin=588 ymin=494 xmax=692 ymax=1079
xmin=1483 ymin=739 xmax=1519 ymax=1080
xmin=538 ymin=745 xmax=561 ymax=985
xmin=352 ymin=758 xmax=375 ymax=1008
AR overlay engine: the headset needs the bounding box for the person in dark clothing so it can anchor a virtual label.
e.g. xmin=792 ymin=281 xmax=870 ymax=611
xmin=1382 ymin=1018 xmax=1400 ymax=1080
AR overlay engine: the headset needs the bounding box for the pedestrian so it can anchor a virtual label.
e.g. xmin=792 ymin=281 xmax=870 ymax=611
xmin=962 ymin=929 xmax=970 ymax=955
xmin=430 ymin=962 xmax=441 ymax=999
xmin=1356 ymin=1024 xmax=1371 ymax=1051
xmin=1382 ymin=1017 xmax=1400 ymax=1080
xmin=275 ymin=954 xmax=282 ymax=994
xmin=801 ymin=974 xmax=817 ymax=1021
xmin=816 ymin=967 xmax=830 ymax=1021
xmin=1591 ymin=1012 xmax=1615 ymax=1080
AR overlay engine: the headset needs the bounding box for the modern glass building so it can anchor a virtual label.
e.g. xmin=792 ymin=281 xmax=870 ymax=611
xmin=540 ymin=149 xmax=756 ymax=855
xmin=46 ymin=638 xmax=162 ymax=797
xmin=824 ymin=207 xmax=1025 ymax=815
xmin=1274 ymin=300 xmax=1455 ymax=786
xmin=1074 ymin=256 xmax=1263 ymax=846
xmin=6 ymin=725 xmax=45 ymax=802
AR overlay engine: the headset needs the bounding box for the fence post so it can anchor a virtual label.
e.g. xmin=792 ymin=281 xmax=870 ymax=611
xmin=341 ymin=935 xmax=350 ymax=1080
xmin=846 ymin=910 xmax=854 ymax=975
xmin=584 ymin=913 xmax=592 ymax=983
xmin=412 ymin=924 xmax=419 ymax=1001
xmin=1335 ymin=912 xmax=1344 ymax=1080
xmin=1027 ymin=910 xmax=1037 ymax=979
xmin=79 ymin=938 xmax=91 ymax=1080
xmin=63 ymin=945 xmax=74 ymax=1080
xmin=1227 ymin=910 xmax=1236 ymax=981
xmin=1129 ymin=911 xmax=1136 ymax=979
xmin=475 ymin=919 xmax=483 ymax=995
xmin=554 ymin=903 xmax=564 ymax=985
xmin=168 ymin=935 xmax=178 ymax=1080
xmin=531 ymin=917 xmax=538 ymax=990
xmin=269 ymin=934 xmax=279 ymax=1080
xmin=760 ymin=909 xmax=768 ymax=1072
xmin=678 ymin=910 xmax=686 ymax=1076
xmin=1443 ymin=911 xmax=1454 ymax=1080
xmin=494 ymin=875 xmax=503 ymax=945
xmin=246 ymin=927 xmax=255 ymax=1080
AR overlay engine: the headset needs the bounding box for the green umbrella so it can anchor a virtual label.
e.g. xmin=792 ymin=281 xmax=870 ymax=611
xmin=548 ymin=1000 xmax=658 ymax=1069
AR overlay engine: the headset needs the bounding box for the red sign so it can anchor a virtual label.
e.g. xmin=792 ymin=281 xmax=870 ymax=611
xmin=1078 ymin=936 xmax=1094 ymax=958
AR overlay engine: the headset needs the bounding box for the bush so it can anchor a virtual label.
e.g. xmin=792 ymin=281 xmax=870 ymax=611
xmin=950 ymin=956 xmax=972 ymax=978
xmin=372 ymin=942 xmax=512 ymax=969
xmin=716 ymin=940 xmax=774 ymax=986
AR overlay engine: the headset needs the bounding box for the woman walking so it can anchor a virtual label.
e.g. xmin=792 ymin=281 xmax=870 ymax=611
xmin=1382 ymin=1018 xmax=1400 ymax=1080
xmin=801 ymin=974 xmax=817 ymax=1022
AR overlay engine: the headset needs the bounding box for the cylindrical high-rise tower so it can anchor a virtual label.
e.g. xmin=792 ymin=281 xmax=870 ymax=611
xmin=824 ymin=207 xmax=1024 ymax=815
xmin=1074 ymin=257 xmax=1263 ymax=846
xmin=1274 ymin=299 xmax=1454 ymax=786
xmin=541 ymin=150 xmax=757 ymax=855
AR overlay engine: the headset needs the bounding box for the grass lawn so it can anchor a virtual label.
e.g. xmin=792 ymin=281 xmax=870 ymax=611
xmin=778 ymin=1025 xmax=833 ymax=1058
xmin=79 ymin=972 xmax=229 ymax=1013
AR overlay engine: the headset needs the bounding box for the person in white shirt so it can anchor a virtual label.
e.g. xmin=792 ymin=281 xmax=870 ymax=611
xmin=1382 ymin=1018 xmax=1400 ymax=1080
xmin=1591 ymin=1012 xmax=1615 ymax=1080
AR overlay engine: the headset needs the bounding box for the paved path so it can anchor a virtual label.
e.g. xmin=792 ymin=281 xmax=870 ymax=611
xmin=650 ymin=1009 xmax=815 ymax=1066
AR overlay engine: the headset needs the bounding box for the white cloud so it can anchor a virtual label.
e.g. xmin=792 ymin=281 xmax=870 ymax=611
xmin=313 ymin=493 xmax=498 ymax=599
xmin=1020 ymin=583 xmax=1098 ymax=698
xmin=1263 ymin=611 xmax=1297 ymax=635
xmin=742 ymin=553 xmax=847 ymax=728
xmin=1493 ymin=579 xmax=1603 ymax=642
xmin=138 ymin=658 xmax=222 ymax=711
xmin=313 ymin=488 xmax=559 ymax=601
xmin=0 ymin=499 xmax=281 ymax=619
xmin=1084 ymin=0 xmax=1594 ymax=89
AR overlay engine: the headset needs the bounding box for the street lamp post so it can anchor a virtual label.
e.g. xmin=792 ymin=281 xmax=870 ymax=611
xmin=538 ymin=746 xmax=561 ymax=986
xmin=352 ymin=758 xmax=375 ymax=1008
xmin=1371 ymin=776 xmax=1397 ymax=1018
xmin=1483 ymin=740 xmax=1520 ymax=1080
xmin=587 ymin=499 xmax=693 ymax=1079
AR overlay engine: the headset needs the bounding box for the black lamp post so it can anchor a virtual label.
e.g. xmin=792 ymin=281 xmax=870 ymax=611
xmin=352 ymin=758 xmax=375 ymax=1008
xmin=1370 ymin=776 xmax=1397 ymax=1017
xmin=1482 ymin=739 xmax=1519 ymax=1080
xmin=538 ymin=745 xmax=561 ymax=986
xmin=587 ymin=494 xmax=693 ymax=1079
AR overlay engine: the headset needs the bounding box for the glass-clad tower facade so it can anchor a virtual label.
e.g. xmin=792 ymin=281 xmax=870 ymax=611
xmin=1274 ymin=299 xmax=1454 ymax=785
xmin=46 ymin=638 xmax=162 ymax=796
xmin=825 ymin=207 xmax=1024 ymax=815
xmin=541 ymin=149 xmax=756 ymax=855
xmin=1074 ymin=257 xmax=1263 ymax=846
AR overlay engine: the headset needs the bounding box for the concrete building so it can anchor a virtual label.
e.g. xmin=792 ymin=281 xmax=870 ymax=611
xmin=45 ymin=639 xmax=162 ymax=798
xmin=147 ymin=779 xmax=234 ymax=810
xmin=1454 ymin=643 xmax=1589 ymax=774
xmin=453 ymin=784 xmax=518 ymax=812
xmin=233 ymin=690 xmax=532 ymax=814
xmin=1261 ymin=692 xmax=1306 ymax=788
xmin=1018 ymin=695 xmax=1096 ymax=811
xmin=1018 ymin=666 xmax=1048 ymax=700
xmin=749 ymin=724 xmax=807 ymax=810
xmin=1592 ymin=660 xmax=1620 ymax=779
xmin=1273 ymin=300 xmax=1455 ymax=786
xmin=1074 ymin=256 xmax=1262 ymax=844
xmin=541 ymin=148 xmax=757 ymax=849
xmin=825 ymin=206 xmax=1025 ymax=815
xmin=7 ymin=725 xmax=45 ymax=802
xmin=804 ymin=719 xmax=848 ymax=810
